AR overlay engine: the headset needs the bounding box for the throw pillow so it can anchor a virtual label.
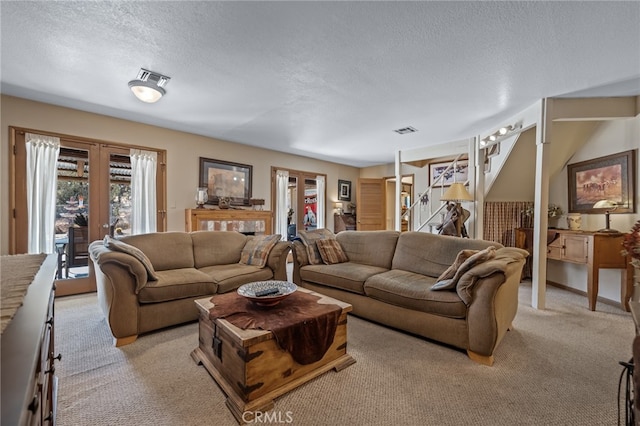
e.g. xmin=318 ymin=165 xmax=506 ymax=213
xmin=103 ymin=235 xmax=159 ymax=282
xmin=298 ymin=229 xmax=335 ymax=265
xmin=316 ymin=238 xmax=349 ymax=264
xmin=430 ymin=246 xmax=496 ymax=291
xmin=239 ymin=234 xmax=282 ymax=268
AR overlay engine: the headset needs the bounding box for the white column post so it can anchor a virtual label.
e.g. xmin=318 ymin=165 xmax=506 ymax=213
xmin=395 ymin=150 xmax=402 ymax=231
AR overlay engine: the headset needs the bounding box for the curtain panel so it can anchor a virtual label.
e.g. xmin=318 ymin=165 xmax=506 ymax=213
xmin=483 ymin=201 xmax=533 ymax=247
xmin=26 ymin=133 xmax=60 ymax=254
xmin=130 ymin=149 xmax=157 ymax=235
xmin=275 ymin=170 xmax=289 ymax=240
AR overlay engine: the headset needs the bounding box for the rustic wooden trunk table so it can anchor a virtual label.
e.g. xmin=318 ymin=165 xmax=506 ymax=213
xmin=191 ymin=287 xmax=355 ymax=423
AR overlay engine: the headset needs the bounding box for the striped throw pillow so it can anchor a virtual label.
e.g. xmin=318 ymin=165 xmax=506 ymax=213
xmin=298 ymin=229 xmax=335 ymax=265
xmin=316 ymin=238 xmax=349 ymax=264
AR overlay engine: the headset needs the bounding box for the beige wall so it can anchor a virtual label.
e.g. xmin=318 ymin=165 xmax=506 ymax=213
xmin=547 ymin=115 xmax=640 ymax=303
xmin=0 ymin=95 xmax=360 ymax=254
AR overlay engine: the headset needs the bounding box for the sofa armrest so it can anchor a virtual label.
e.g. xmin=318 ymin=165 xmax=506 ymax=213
xmin=466 ymin=259 xmax=524 ymax=358
xmin=89 ymin=241 xmax=149 ymax=339
xmin=266 ymin=241 xmax=292 ymax=281
xmin=89 ymin=241 xmax=148 ymax=293
xmin=291 ymin=240 xmax=309 ymax=285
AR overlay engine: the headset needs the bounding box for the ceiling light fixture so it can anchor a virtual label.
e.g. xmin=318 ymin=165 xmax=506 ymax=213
xmin=128 ymin=68 xmax=171 ymax=103
xmin=480 ymin=122 xmax=523 ymax=147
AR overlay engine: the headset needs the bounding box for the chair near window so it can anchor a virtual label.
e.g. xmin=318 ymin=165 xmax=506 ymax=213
xmin=65 ymin=226 xmax=89 ymax=278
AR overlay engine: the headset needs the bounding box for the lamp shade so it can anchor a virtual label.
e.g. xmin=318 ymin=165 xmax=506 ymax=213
xmin=335 ymin=202 xmax=343 ymax=209
xmin=593 ymin=200 xmax=617 ymax=210
xmin=441 ymin=183 xmax=473 ymax=202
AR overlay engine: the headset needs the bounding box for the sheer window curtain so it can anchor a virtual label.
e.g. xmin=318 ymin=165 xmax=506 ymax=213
xmin=275 ymin=170 xmax=289 ymax=240
xmin=130 ymin=149 xmax=157 ymax=235
xmin=316 ymin=175 xmax=325 ymax=229
xmin=26 ymin=133 xmax=60 ymax=253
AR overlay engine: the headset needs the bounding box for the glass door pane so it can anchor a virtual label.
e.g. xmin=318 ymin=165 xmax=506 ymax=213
xmin=109 ymin=153 xmax=132 ymax=237
xmin=303 ymin=178 xmax=318 ymax=231
xmin=55 ymin=147 xmax=90 ymax=280
xmin=287 ymin=176 xmax=298 ymax=240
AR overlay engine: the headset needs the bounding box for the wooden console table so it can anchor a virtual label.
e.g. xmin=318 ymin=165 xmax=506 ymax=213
xmin=516 ymin=228 xmax=633 ymax=311
xmin=185 ymin=208 xmax=273 ymax=235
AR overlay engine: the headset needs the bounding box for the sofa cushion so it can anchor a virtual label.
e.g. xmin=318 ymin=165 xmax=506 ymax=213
xmin=137 ymin=268 xmax=217 ymax=303
xmin=198 ymin=264 xmax=274 ymax=293
xmin=299 ymin=229 xmax=335 ymax=265
xmin=431 ymin=246 xmax=496 ymax=291
xmin=120 ymin=232 xmax=195 ymax=271
xmin=191 ymin=231 xmax=247 ymax=268
xmin=316 ymin=238 xmax=349 ymax=264
xmin=364 ymin=270 xmax=467 ymax=319
xmin=336 ymin=231 xmax=399 ymax=268
xmin=103 ymin=235 xmax=159 ymax=285
xmin=300 ymin=262 xmax=388 ymax=295
xmin=392 ymin=232 xmax=502 ymax=278
xmin=239 ymin=234 xmax=282 ymax=268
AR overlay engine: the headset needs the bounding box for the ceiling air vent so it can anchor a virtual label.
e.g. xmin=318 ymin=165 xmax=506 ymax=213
xmin=393 ymin=126 xmax=418 ymax=135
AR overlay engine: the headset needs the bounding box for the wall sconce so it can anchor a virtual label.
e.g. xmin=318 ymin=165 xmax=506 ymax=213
xmin=593 ymin=200 xmax=619 ymax=233
xmin=129 ymin=68 xmax=171 ymax=103
xmin=480 ymin=122 xmax=523 ymax=147
xmin=335 ymin=202 xmax=343 ymax=215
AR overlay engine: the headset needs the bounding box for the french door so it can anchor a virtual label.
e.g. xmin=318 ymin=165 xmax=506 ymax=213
xmin=9 ymin=127 xmax=166 ymax=296
xmin=271 ymin=167 xmax=326 ymax=240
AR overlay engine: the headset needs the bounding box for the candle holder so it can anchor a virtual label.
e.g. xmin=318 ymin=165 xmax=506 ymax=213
xmin=196 ymin=187 xmax=208 ymax=209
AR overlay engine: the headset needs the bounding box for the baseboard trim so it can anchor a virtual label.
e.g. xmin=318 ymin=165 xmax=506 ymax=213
xmin=545 ymin=280 xmax=620 ymax=309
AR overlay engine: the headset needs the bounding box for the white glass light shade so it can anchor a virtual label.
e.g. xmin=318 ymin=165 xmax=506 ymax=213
xmin=129 ymin=80 xmax=165 ymax=103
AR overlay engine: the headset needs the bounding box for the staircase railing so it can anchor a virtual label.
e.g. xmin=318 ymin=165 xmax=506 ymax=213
xmin=406 ymin=153 xmax=467 ymax=232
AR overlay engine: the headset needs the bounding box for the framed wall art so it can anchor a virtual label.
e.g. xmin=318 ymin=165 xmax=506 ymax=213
xmin=567 ymin=149 xmax=636 ymax=214
xmin=199 ymin=157 xmax=252 ymax=206
xmin=429 ymin=160 xmax=469 ymax=187
xmin=338 ymin=179 xmax=351 ymax=202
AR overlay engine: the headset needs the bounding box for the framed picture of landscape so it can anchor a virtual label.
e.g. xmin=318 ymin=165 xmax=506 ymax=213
xmin=199 ymin=157 xmax=252 ymax=206
xmin=567 ymin=150 xmax=636 ymax=214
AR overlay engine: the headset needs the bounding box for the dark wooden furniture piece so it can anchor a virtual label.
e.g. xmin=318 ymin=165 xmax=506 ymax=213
xmin=191 ymin=287 xmax=355 ymax=422
xmin=515 ymin=228 xmax=633 ymax=311
xmin=1 ymin=254 xmax=60 ymax=426
xmin=65 ymin=226 xmax=88 ymax=278
xmin=334 ymin=213 xmax=356 ymax=233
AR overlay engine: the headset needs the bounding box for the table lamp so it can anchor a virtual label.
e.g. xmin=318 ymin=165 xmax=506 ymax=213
xmin=593 ymin=200 xmax=618 ymax=233
xmin=335 ymin=202 xmax=343 ymax=215
xmin=440 ymin=183 xmax=473 ymax=236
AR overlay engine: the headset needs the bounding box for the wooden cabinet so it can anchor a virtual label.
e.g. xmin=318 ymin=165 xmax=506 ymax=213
xmin=517 ymin=228 xmax=633 ymax=311
xmin=334 ymin=213 xmax=356 ymax=233
xmin=1 ymin=254 xmax=59 ymax=426
xmin=185 ymin=208 xmax=273 ymax=235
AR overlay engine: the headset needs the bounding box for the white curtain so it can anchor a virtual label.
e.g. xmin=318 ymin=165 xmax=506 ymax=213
xmin=316 ymin=175 xmax=326 ymax=229
xmin=130 ymin=149 xmax=157 ymax=235
xmin=26 ymin=133 xmax=60 ymax=254
xmin=275 ymin=170 xmax=289 ymax=239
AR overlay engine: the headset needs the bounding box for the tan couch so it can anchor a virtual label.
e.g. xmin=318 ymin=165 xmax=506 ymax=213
xmin=292 ymin=231 xmax=527 ymax=365
xmin=89 ymin=231 xmax=290 ymax=346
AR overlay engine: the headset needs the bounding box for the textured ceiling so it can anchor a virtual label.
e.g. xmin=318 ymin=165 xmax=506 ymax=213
xmin=1 ymin=1 xmax=639 ymax=167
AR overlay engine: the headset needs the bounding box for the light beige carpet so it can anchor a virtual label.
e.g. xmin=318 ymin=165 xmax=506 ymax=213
xmin=55 ymin=283 xmax=635 ymax=426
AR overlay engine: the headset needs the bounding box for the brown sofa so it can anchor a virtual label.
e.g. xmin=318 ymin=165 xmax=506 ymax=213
xmin=89 ymin=231 xmax=290 ymax=346
xmin=292 ymin=230 xmax=527 ymax=365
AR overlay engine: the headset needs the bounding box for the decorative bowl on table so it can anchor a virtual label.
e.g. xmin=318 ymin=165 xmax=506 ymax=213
xmin=237 ymin=281 xmax=297 ymax=307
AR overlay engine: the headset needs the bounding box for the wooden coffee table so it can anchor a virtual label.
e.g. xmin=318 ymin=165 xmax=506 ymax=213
xmin=191 ymin=287 xmax=355 ymax=423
